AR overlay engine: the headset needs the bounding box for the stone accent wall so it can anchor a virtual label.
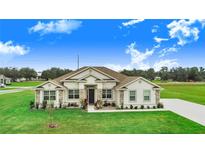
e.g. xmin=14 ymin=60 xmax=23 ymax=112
xmin=35 ymin=90 xmax=40 ymax=104
xmin=96 ymin=89 xmax=102 ymax=100
xmin=80 ymin=89 xmax=86 ymax=100
xmin=120 ymin=90 xmax=124 ymax=105
xmin=59 ymin=90 xmax=64 ymax=103
xmin=155 ymin=89 xmax=160 ymax=104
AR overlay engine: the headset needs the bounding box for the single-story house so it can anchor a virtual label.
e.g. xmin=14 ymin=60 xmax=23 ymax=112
xmin=35 ymin=66 xmax=160 ymax=110
xmin=0 ymin=74 xmax=11 ymax=85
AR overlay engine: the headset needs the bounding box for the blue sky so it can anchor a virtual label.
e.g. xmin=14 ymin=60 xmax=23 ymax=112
xmin=0 ymin=19 xmax=205 ymax=71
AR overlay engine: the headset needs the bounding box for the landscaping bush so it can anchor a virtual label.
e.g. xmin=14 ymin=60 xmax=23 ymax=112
xmin=36 ymin=103 xmax=39 ymax=109
xmin=103 ymin=103 xmax=108 ymax=107
xmin=59 ymin=103 xmax=62 ymax=108
xmin=29 ymin=100 xmax=35 ymax=110
xmin=130 ymin=105 xmax=133 ymax=109
xmin=120 ymin=105 xmax=123 ymax=109
xmin=42 ymin=100 xmax=47 ymax=109
xmin=153 ymin=106 xmax=156 ymax=109
xmin=125 ymin=106 xmax=129 ymax=109
xmin=134 ymin=106 xmax=138 ymax=109
xmin=107 ymin=103 xmax=111 ymax=106
xmin=140 ymin=105 xmax=144 ymax=109
xmin=67 ymin=103 xmax=71 ymax=107
xmin=157 ymin=103 xmax=164 ymax=108
xmin=147 ymin=106 xmax=150 ymax=109
xmin=111 ymin=102 xmax=116 ymax=107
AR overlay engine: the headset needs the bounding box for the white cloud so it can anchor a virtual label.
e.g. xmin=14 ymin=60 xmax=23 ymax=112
xmin=0 ymin=41 xmax=29 ymax=55
xmin=105 ymin=42 xmax=154 ymax=71
xmin=126 ymin=42 xmax=154 ymax=65
xmin=122 ymin=19 xmax=144 ymax=27
xmin=198 ymin=19 xmax=205 ymax=28
xmin=167 ymin=19 xmax=200 ymax=46
xmin=29 ymin=20 xmax=82 ymax=35
xmin=154 ymin=36 xmax=169 ymax=43
xmin=153 ymin=59 xmax=179 ymax=71
xmin=159 ymin=46 xmax=178 ymax=57
xmin=152 ymin=25 xmax=159 ymax=33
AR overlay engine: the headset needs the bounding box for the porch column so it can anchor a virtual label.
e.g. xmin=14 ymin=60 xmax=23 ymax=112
xmin=35 ymin=90 xmax=40 ymax=104
xmin=155 ymin=89 xmax=160 ymax=104
xmin=97 ymin=89 xmax=102 ymax=101
xmin=79 ymin=89 xmax=86 ymax=100
xmin=59 ymin=90 xmax=64 ymax=104
xmin=119 ymin=90 xmax=124 ymax=106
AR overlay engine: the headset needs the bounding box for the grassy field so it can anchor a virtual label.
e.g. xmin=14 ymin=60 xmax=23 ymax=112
xmin=0 ymin=90 xmax=205 ymax=134
xmin=9 ymin=81 xmax=44 ymax=87
xmin=159 ymin=82 xmax=205 ymax=105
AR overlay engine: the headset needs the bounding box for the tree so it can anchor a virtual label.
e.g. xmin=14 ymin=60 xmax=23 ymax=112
xmin=19 ymin=67 xmax=37 ymax=80
xmin=41 ymin=67 xmax=72 ymax=80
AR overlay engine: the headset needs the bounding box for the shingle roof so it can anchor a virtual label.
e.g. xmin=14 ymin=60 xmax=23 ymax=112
xmin=115 ymin=76 xmax=139 ymax=89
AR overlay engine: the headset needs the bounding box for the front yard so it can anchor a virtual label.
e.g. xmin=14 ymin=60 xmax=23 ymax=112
xmin=0 ymin=90 xmax=205 ymax=134
xmin=9 ymin=81 xmax=44 ymax=87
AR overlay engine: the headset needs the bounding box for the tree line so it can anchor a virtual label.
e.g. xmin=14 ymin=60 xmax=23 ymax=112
xmin=121 ymin=66 xmax=205 ymax=81
xmin=1 ymin=66 xmax=205 ymax=82
xmin=0 ymin=67 xmax=72 ymax=81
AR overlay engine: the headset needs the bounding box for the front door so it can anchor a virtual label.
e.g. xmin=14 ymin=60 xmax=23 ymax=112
xmin=88 ymin=89 xmax=95 ymax=104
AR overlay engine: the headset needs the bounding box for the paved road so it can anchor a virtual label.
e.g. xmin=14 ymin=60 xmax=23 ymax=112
xmin=0 ymin=87 xmax=34 ymax=95
xmin=161 ymin=99 xmax=205 ymax=126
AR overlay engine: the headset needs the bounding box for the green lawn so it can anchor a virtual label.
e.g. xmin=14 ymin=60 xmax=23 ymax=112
xmin=160 ymin=83 xmax=205 ymax=105
xmin=0 ymin=90 xmax=205 ymax=134
xmin=9 ymin=81 xmax=44 ymax=87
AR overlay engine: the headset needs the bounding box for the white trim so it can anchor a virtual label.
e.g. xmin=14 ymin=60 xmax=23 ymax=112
xmin=143 ymin=89 xmax=151 ymax=102
xmin=36 ymin=80 xmax=64 ymax=89
xmin=129 ymin=90 xmax=136 ymax=102
xmin=117 ymin=77 xmax=160 ymax=89
xmin=61 ymin=67 xmax=119 ymax=82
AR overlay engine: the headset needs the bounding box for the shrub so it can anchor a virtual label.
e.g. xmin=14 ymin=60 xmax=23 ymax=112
xmin=130 ymin=105 xmax=133 ymax=109
xmin=134 ymin=106 xmax=138 ymax=109
xmin=140 ymin=105 xmax=144 ymax=109
xmin=70 ymin=103 xmax=74 ymax=107
xmin=157 ymin=103 xmax=164 ymax=108
xmin=107 ymin=103 xmax=111 ymax=106
xmin=147 ymin=106 xmax=150 ymax=109
xmin=111 ymin=102 xmax=116 ymax=107
xmin=30 ymin=100 xmax=35 ymax=110
xmin=120 ymin=105 xmax=123 ymax=109
xmin=36 ymin=103 xmax=39 ymax=109
xmin=67 ymin=103 xmax=71 ymax=107
xmin=103 ymin=103 xmax=108 ymax=107
xmin=125 ymin=106 xmax=129 ymax=109
xmin=59 ymin=103 xmax=62 ymax=108
xmin=42 ymin=100 xmax=47 ymax=109
xmin=153 ymin=106 xmax=156 ymax=109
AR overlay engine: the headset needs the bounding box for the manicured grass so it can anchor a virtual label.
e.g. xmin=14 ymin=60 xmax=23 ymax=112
xmin=9 ymin=81 xmax=44 ymax=87
xmin=159 ymin=83 xmax=205 ymax=105
xmin=0 ymin=91 xmax=205 ymax=134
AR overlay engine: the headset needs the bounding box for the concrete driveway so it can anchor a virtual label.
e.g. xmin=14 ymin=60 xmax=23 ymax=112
xmin=161 ymin=99 xmax=205 ymax=126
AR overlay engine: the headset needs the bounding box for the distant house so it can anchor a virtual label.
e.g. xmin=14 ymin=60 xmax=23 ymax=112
xmin=0 ymin=74 xmax=11 ymax=85
xmin=35 ymin=66 xmax=160 ymax=110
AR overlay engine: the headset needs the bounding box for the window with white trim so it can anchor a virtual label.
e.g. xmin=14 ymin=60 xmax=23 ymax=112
xmin=68 ymin=89 xmax=79 ymax=99
xmin=43 ymin=90 xmax=56 ymax=101
xmin=129 ymin=90 xmax=136 ymax=101
xmin=143 ymin=90 xmax=151 ymax=101
xmin=102 ymin=89 xmax=112 ymax=99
